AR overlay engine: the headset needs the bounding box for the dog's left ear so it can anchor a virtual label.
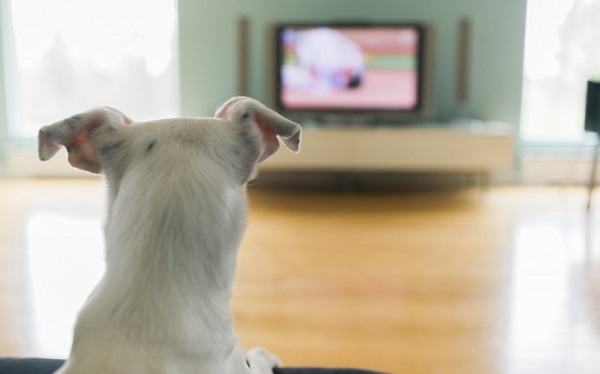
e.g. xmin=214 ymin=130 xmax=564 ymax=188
xmin=215 ymin=96 xmax=301 ymax=162
xmin=38 ymin=107 xmax=133 ymax=173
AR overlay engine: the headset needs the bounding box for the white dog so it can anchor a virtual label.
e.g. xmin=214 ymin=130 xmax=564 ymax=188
xmin=38 ymin=97 xmax=301 ymax=374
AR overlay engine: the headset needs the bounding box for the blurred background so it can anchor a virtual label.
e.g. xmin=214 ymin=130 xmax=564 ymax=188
xmin=0 ymin=1 xmax=599 ymax=373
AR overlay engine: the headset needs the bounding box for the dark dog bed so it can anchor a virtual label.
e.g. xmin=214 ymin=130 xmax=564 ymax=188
xmin=0 ymin=358 xmax=388 ymax=374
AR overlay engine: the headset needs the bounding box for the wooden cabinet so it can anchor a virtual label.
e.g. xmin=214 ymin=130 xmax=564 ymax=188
xmin=263 ymin=124 xmax=514 ymax=173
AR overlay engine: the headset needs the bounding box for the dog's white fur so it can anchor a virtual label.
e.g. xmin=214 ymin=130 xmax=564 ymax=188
xmin=38 ymin=97 xmax=301 ymax=374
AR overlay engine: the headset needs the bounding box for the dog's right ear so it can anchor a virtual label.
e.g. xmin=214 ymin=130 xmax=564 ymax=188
xmin=215 ymin=96 xmax=301 ymax=163
xmin=38 ymin=107 xmax=132 ymax=174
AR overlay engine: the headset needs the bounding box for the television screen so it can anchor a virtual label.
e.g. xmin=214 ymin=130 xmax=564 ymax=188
xmin=275 ymin=24 xmax=426 ymax=115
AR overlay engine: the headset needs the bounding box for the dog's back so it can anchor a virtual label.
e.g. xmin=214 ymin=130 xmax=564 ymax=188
xmin=38 ymin=97 xmax=301 ymax=373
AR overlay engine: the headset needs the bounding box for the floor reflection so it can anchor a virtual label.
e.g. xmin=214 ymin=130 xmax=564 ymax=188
xmin=507 ymin=210 xmax=600 ymax=373
xmin=26 ymin=212 xmax=104 ymax=357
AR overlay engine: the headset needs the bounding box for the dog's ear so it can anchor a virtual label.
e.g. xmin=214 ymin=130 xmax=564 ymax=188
xmin=215 ymin=96 xmax=301 ymax=162
xmin=38 ymin=107 xmax=132 ymax=174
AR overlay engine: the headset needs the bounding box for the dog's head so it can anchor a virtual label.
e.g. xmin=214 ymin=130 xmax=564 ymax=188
xmin=38 ymin=97 xmax=301 ymax=185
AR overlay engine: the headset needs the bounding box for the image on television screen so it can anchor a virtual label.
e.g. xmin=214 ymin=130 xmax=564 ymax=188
xmin=277 ymin=25 xmax=423 ymax=112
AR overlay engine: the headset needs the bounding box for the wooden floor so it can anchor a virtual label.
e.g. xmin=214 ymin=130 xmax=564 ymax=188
xmin=1 ymin=179 xmax=600 ymax=374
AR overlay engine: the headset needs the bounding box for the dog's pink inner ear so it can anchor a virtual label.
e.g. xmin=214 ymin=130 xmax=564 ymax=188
xmin=256 ymin=120 xmax=280 ymax=162
xmin=65 ymin=129 xmax=102 ymax=174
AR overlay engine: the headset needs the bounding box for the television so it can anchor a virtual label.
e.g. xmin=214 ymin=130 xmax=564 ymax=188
xmin=272 ymin=22 xmax=432 ymax=124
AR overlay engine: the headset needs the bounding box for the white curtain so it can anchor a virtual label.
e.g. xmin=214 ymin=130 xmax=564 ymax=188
xmin=8 ymin=0 xmax=179 ymax=139
xmin=521 ymin=0 xmax=600 ymax=142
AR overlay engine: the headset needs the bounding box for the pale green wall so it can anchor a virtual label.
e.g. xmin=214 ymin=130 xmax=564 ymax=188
xmin=0 ymin=56 xmax=6 ymax=162
xmin=0 ymin=0 xmax=10 ymax=162
xmin=178 ymin=0 xmax=527 ymax=128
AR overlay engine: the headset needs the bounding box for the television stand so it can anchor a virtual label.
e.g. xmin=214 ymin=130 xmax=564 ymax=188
xmin=261 ymin=122 xmax=513 ymax=177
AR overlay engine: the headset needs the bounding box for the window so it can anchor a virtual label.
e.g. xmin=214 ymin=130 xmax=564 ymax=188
xmin=6 ymin=0 xmax=179 ymax=141
xmin=520 ymin=0 xmax=600 ymax=143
